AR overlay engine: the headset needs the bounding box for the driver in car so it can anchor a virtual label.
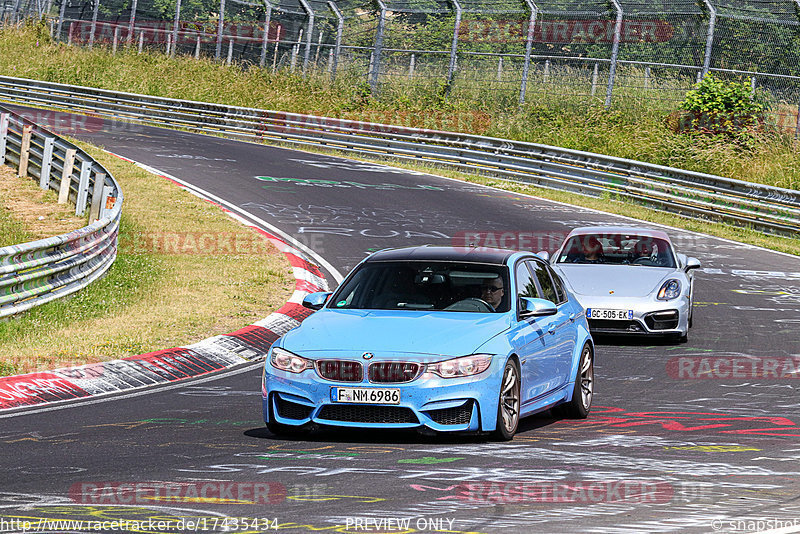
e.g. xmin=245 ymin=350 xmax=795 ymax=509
xmin=480 ymin=277 xmax=505 ymax=311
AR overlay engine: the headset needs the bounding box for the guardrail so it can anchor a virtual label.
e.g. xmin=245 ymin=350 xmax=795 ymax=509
xmin=0 ymin=74 xmax=797 ymax=236
xmin=0 ymin=103 xmax=122 ymax=318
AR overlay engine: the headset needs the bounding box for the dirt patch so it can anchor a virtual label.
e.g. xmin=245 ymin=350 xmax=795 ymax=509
xmin=0 ymin=165 xmax=86 ymax=240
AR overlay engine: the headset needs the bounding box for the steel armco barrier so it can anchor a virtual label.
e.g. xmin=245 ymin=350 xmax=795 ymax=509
xmin=0 ymin=75 xmax=797 ymax=237
xmin=0 ymin=103 xmax=122 ymax=318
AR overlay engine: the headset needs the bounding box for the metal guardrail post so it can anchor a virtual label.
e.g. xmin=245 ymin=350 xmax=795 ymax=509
xmin=171 ymin=0 xmax=181 ymax=57
xmin=298 ymin=0 xmax=314 ymax=76
xmin=215 ymin=0 xmax=225 ymax=59
xmin=519 ymin=0 xmax=538 ymax=106
xmin=0 ymin=113 xmax=8 ymax=165
xmin=328 ymin=1 xmax=343 ymax=81
xmin=127 ymin=0 xmax=137 ymax=44
xmin=447 ymin=0 xmax=462 ymax=85
xmin=18 ymin=124 xmax=32 ymax=178
xmin=75 ymin=159 xmax=92 ymax=216
xmin=369 ymin=0 xmax=387 ymax=94
xmin=259 ymin=3 xmax=272 ymax=68
xmin=605 ymin=0 xmax=623 ymax=108
xmin=88 ymin=0 xmax=99 ymax=50
xmin=89 ymin=172 xmax=105 ymax=222
xmin=58 ymin=148 xmax=75 ymax=204
xmin=40 ymin=136 xmax=54 ymax=189
xmin=700 ymin=0 xmax=716 ymax=78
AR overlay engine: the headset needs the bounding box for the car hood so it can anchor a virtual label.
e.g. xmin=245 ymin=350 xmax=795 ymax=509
xmin=555 ymin=264 xmax=674 ymax=298
xmin=281 ymin=309 xmax=512 ymax=357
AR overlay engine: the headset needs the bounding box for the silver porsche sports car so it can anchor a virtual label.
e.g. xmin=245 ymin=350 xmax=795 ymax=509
xmin=540 ymin=227 xmax=701 ymax=342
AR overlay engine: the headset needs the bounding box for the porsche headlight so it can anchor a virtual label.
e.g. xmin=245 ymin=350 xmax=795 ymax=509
xmin=427 ymin=354 xmax=493 ymax=378
xmin=658 ymin=279 xmax=681 ymax=300
xmin=270 ymin=347 xmax=313 ymax=373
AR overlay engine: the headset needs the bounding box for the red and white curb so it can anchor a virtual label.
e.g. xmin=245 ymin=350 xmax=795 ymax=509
xmin=0 ymin=157 xmax=332 ymax=411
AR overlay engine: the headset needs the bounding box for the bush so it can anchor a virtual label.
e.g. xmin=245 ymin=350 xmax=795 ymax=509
xmin=672 ymin=74 xmax=768 ymax=136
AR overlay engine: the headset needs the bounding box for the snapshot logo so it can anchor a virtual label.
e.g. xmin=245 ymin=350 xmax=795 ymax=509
xmin=68 ymin=481 xmax=286 ymax=505
xmin=453 ymin=480 xmax=674 ymax=504
xmin=668 ymin=356 xmax=800 ymax=380
xmin=458 ymin=19 xmax=674 ymax=44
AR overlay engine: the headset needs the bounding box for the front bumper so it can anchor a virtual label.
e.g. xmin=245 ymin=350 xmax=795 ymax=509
xmin=582 ymin=295 xmax=689 ymax=337
xmin=262 ymin=358 xmax=505 ymax=433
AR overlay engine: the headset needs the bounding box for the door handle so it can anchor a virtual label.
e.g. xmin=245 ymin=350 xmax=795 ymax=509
xmin=569 ymin=313 xmax=577 ymax=322
xmin=548 ymin=324 xmax=557 ymax=335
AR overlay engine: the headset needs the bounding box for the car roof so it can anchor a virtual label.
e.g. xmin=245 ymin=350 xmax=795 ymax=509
xmin=365 ymin=245 xmax=520 ymax=265
xmin=565 ymin=226 xmax=672 ymax=242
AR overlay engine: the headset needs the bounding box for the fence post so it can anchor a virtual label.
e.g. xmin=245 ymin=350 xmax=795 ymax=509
xmin=260 ymin=5 xmax=272 ymax=68
xmin=18 ymin=125 xmax=32 ymax=178
xmin=171 ymin=0 xmax=181 ymax=57
xmin=0 ymin=113 xmax=8 ymax=166
xmin=88 ymin=0 xmax=99 ymax=50
xmin=591 ymin=62 xmax=599 ymax=97
xmin=226 ymin=38 xmax=234 ymax=65
xmin=58 ymin=148 xmax=76 ymax=204
xmin=543 ymin=59 xmax=550 ymax=82
xmin=328 ymin=1 xmax=343 ymax=80
xmin=272 ymin=25 xmax=281 ymax=72
xmin=447 ymin=0 xmax=462 ymax=85
xmin=291 ymin=29 xmax=302 ymax=71
xmin=409 ymin=53 xmax=415 ymax=79
xmin=519 ymin=0 xmax=538 ymax=105
xmin=138 ymin=30 xmax=144 ymax=53
xmin=298 ymin=0 xmax=314 ymax=76
xmin=56 ymin=0 xmax=66 ymax=40
xmin=605 ymin=0 xmax=623 ymax=108
xmin=127 ymin=0 xmax=137 ymax=44
xmin=195 ymin=35 xmax=201 ymax=59
xmin=75 ymin=160 xmax=92 ymax=216
xmin=113 ymin=26 xmax=119 ymax=53
xmin=40 ymin=137 xmax=54 ymax=189
xmin=497 ymin=56 xmax=503 ymax=82
xmin=89 ymin=172 xmax=105 ymax=222
xmin=215 ymin=0 xmax=225 ymax=59
xmin=369 ymin=0 xmax=387 ymax=93
xmin=700 ymin=0 xmax=716 ymax=78
xmin=644 ymin=66 xmax=650 ymax=89
xmin=166 ymin=32 xmax=172 ymax=55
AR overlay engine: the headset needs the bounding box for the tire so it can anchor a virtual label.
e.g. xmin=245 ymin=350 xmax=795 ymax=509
xmin=266 ymin=396 xmax=292 ymax=436
xmin=492 ymin=359 xmax=521 ymax=441
xmin=554 ymin=343 xmax=593 ymax=419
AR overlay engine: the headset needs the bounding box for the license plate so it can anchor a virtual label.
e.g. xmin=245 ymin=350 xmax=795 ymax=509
xmin=586 ymin=308 xmax=633 ymax=320
xmin=333 ymin=387 xmax=401 ymax=404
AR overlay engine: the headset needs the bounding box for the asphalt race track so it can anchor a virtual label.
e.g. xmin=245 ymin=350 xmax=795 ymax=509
xmin=2 ymin=109 xmax=800 ymax=534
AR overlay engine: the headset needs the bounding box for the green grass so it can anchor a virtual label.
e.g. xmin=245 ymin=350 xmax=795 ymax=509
xmin=0 ymin=206 xmax=33 ymax=247
xmin=0 ymin=24 xmax=798 ymax=191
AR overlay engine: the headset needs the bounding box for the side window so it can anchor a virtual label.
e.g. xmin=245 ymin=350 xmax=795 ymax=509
xmin=547 ymin=265 xmax=567 ymax=305
xmin=529 ymin=261 xmax=557 ymax=304
xmin=515 ymin=262 xmax=538 ymax=299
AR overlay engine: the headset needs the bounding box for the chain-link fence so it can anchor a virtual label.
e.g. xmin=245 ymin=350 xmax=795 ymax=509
xmin=4 ymin=0 xmax=800 ymax=134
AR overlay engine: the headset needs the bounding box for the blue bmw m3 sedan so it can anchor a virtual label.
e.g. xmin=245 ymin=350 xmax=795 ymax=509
xmin=262 ymin=246 xmax=594 ymax=440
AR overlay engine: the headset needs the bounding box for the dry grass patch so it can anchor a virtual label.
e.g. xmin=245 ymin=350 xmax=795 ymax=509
xmin=0 ymin=145 xmax=294 ymax=375
xmin=0 ymin=165 xmax=85 ymax=246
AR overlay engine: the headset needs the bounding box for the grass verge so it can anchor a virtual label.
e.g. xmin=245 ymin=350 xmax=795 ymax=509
xmin=0 ymin=142 xmax=294 ymax=376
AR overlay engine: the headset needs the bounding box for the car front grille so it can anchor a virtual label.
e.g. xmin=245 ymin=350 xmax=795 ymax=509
xmin=275 ymin=397 xmax=313 ymax=420
xmin=368 ymin=362 xmax=423 ymax=383
xmin=318 ymin=405 xmax=418 ymax=424
xmin=644 ymin=310 xmax=680 ymax=331
xmin=315 ymin=360 xmax=363 ymax=382
xmin=427 ymin=401 xmax=473 ymax=425
xmin=588 ymin=319 xmax=643 ymax=332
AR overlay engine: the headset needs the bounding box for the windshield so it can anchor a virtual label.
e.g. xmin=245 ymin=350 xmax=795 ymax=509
xmin=329 ymin=261 xmax=511 ymax=313
xmin=555 ymin=233 xmax=676 ymax=268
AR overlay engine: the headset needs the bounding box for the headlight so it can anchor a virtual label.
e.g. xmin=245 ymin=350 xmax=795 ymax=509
xmin=658 ymin=279 xmax=681 ymax=300
xmin=427 ymin=354 xmax=493 ymax=378
xmin=270 ymin=347 xmax=313 ymax=373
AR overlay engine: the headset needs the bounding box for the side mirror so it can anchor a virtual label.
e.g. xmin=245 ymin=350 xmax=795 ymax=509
xmin=685 ymin=257 xmax=701 ymax=272
xmin=519 ymin=297 xmax=558 ymax=319
xmin=302 ymin=292 xmax=332 ymax=310
xmin=536 ymin=251 xmax=550 ymax=262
